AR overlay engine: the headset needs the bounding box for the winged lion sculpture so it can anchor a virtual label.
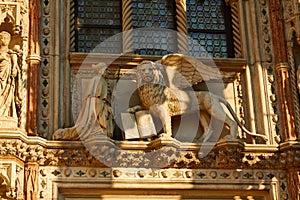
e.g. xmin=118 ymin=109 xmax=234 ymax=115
xmin=128 ymin=54 xmax=268 ymax=142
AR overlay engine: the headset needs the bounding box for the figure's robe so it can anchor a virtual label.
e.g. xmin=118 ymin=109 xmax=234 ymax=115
xmin=53 ymin=76 xmax=114 ymax=140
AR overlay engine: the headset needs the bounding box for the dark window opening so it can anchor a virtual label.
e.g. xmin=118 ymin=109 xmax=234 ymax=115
xmin=186 ymin=0 xmax=234 ymax=58
xmin=74 ymin=0 xmax=123 ymax=53
xmin=132 ymin=0 xmax=178 ymax=55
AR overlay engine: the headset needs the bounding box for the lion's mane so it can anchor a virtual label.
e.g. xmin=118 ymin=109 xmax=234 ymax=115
xmin=136 ymin=61 xmax=181 ymax=115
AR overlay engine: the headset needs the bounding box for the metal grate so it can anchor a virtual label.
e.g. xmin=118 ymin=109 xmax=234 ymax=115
xmin=132 ymin=0 xmax=177 ymax=55
xmin=186 ymin=0 xmax=234 ymax=58
xmin=75 ymin=0 xmax=122 ymax=53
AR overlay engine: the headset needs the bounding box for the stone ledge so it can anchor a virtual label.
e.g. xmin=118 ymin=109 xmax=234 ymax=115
xmin=0 ymin=133 xmax=287 ymax=169
xmin=69 ymin=52 xmax=247 ymax=72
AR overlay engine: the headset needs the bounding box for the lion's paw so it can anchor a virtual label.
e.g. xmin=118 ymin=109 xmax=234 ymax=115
xmin=127 ymin=105 xmax=143 ymax=113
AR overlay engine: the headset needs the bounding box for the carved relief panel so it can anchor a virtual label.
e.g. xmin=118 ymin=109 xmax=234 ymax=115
xmin=0 ymin=0 xmax=29 ymax=130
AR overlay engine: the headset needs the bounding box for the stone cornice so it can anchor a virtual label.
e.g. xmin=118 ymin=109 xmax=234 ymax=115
xmin=0 ymin=132 xmax=297 ymax=169
xmin=69 ymin=52 xmax=247 ymax=72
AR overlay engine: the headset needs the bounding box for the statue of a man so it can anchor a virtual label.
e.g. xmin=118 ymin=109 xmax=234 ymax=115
xmin=0 ymin=31 xmax=20 ymax=119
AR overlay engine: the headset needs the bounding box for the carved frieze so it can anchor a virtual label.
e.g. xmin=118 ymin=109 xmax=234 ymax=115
xmin=0 ymin=135 xmax=294 ymax=169
xmin=37 ymin=166 xmax=288 ymax=199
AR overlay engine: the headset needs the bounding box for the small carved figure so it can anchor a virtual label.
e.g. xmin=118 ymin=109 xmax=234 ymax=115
xmin=129 ymin=54 xmax=268 ymax=142
xmin=53 ymin=64 xmax=114 ymax=140
xmin=0 ymin=31 xmax=21 ymax=119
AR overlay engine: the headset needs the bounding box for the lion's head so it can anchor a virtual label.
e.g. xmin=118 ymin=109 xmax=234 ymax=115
xmin=137 ymin=61 xmax=165 ymax=86
xmin=136 ymin=60 xmax=168 ymax=109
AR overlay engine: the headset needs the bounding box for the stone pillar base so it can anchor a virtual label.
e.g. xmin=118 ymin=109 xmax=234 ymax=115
xmin=0 ymin=117 xmax=18 ymax=129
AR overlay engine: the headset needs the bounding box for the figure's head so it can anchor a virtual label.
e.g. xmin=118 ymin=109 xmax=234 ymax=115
xmin=0 ymin=31 xmax=11 ymax=46
xmin=137 ymin=60 xmax=164 ymax=84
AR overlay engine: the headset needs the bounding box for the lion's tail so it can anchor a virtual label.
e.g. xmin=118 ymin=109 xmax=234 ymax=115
xmin=218 ymin=96 xmax=269 ymax=142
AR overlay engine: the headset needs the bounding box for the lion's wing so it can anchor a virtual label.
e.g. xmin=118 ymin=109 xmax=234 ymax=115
xmin=160 ymin=54 xmax=223 ymax=88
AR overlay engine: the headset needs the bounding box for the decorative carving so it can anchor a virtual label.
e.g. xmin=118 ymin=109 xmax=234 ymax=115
xmin=52 ymin=64 xmax=114 ymax=140
xmin=36 ymin=166 xmax=287 ymax=199
xmin=234 ymin=72 xmax=251 ymax=141
xmin=129 ymin=54 xmax=268 ymax=142
xmin=0 ymin=2 xmax=28 ymax=36
xmin=0 ymin=162 xmax=23 ymax=199
xmin=243 ymin=152 xmax=279 ymax=168
xmin=2 ymin=135 xmax=300 ymax=174
xmin=284 ymin=0 xmax=300 ymax=43
xmin=268 ymin=0 xmax=297 ymax=143
xmin=0 ymin=31 xmax=22 ymax=127
xmin=287 ymin=169 xmax=300 ymax=200
xmin=283 ymin=0 xmax=300 ymax=138
xmin=25 ymin=163 xmax=38 ymax=200
xmin=287 ymin=41 xmax=300 ymax=139
xmin=252 ymin=0 xmax=279 ymax=144
xmin=275 ymin=64 xmax=297 ymax=141
xmin=39 ymin=0 xmax=51 ymax=138
xmin=15 ymin=165 xmax=24 ymax=200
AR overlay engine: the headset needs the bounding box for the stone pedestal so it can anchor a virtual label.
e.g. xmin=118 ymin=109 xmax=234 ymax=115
xmin=0 ymin=117 xmax=18 ymax=129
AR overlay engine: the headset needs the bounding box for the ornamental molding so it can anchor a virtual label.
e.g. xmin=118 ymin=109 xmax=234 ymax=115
xmin=0 ymin=132 xmax=299 ymax=169
xmin=38 ymin=166 xmax=288 ymax=199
